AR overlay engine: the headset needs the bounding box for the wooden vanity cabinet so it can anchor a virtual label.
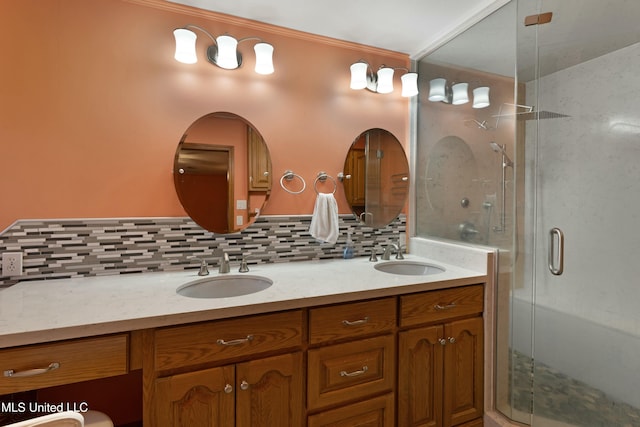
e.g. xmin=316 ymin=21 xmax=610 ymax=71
xmin=0 ymin=334 xmax=129 ymax=395
xmin=398 ymin=285 xmax=484 ymax=427
xmin=307 ymin=297 xmax=396 ymax=426
xmin=146 ymin=310 xmax=304 ymax=427
xmin=155 ymin=352 xmax=303 ymax=427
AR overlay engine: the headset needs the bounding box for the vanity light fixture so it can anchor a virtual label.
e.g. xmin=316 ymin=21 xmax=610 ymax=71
xmin=451 ymin=82 xmax=469 ymax=105
xmin=349 ymin=61 xmax=418 ymax=97
xmin=173 ymin=25 xmax=274 ymax=75
xmin=428 ymin=78 xmax=490 ymax=108
xmin=472 ymin=86 xmax=490 ymax=108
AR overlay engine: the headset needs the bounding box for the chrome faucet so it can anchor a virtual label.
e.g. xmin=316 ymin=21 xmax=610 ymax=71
xmin=238 ymin=257 xmax=250 ymax=273
xmin=191 ymin=257 xmax=210 ymax=276
xmin=219 ymin=252 xmax=230 ymax=274
xmin=381 ymin=242 xmax=405 ymax=260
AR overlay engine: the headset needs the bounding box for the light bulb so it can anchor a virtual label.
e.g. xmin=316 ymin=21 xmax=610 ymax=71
xmin=173 ymin=28 xmax=197 ymax=64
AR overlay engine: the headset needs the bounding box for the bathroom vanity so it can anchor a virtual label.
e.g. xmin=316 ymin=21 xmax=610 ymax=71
xmin=0 ymin=254 xmax=490 ymax=426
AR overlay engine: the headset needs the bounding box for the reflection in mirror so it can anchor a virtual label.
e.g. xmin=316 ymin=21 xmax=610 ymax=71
xmin=424 ymin=136 xmax=480 ymax=241
xmin=343 ymin=128 xmax=409 ymax=228
xmin=173 ymin=112 xmax=271 ymax=233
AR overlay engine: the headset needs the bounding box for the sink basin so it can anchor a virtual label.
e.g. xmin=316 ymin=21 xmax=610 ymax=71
xmin=177 ymin=275 xmax=273 ymax=298
xmin=374 ymin=261 xmax=445 ymax=276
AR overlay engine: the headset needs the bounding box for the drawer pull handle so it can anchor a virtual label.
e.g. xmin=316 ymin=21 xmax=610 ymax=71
xmin=217 ymin=335 xmax=254 ymax=346
xmin=224 ymin=384 xmax=233 ymax=394
xmin=434 ymin=303 xmax=457 ymax=310
xmin=340 ymin=366 xmax=369 ymax=377
xmin=4 ymin=362 xmax=60 ymax=378
xmin=448 ymin=337 xmax=456 ymax=344
xmin=438 ymin=338 xmax=447 ymax=346
xmin=342 ymin=317 xmax=369 ymax=327
xmin=240 ymin=380 xmax=250 ymax=391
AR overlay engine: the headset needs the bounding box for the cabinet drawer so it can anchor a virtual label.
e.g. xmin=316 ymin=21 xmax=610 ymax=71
xmin=309 ymin=298 xmax=396 ymax=345
xmin=154 ymin=310 xmax=303 ymax=371
xmin=400 ymin=285 xmax=484 ymax=327
xmin=308 ymin=335 xmax=394 ymax=410
xmin=0 ymin=334 xmax=128 ymax=394
xmin=308 ymin=393 xmax=395 ymax=427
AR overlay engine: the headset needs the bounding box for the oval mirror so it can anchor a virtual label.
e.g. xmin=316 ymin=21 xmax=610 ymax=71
xmin=343 ymin=128 xmax=409 ymax=228
xmin=173 ymin=112 xmax=272 ymax=233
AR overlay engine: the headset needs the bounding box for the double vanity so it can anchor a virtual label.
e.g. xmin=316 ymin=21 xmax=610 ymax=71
xmin=0 ymin=246 xmax=491 ymax=426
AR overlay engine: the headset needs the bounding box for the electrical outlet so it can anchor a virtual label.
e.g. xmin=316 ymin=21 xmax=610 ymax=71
xmin=2 ymin=252 xmax=23 ymax=277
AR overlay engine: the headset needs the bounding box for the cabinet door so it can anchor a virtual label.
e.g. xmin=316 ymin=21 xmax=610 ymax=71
xmin=398 ymin=325 xmax=443 ymax=427
xmin=155 ymin=365 xmax=235 ymax=427
xmin=248 ymin=127 xmax=271 ymax=191
xmin=345 ymin=147 xmax=366 ymax=207
xmin=443 ymin=317 xmax=483 ymax=427
xmin=235 ymin=352 xmax=303 ymax=427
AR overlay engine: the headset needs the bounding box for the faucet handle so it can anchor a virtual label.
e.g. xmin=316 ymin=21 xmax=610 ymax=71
xmin=395 ymin=245 xmax=405 ymax=260
xmin=189 ymin=256 xmax=210 ymax=276
xmin=238 ymin=257 xmax=250 ymax=273
xmin=368 ymin=249 xmax=378 ymax=262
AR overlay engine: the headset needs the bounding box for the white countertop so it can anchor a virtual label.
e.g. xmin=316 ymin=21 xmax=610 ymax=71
xmin=0 ymin=255 xmax=487 ymax=348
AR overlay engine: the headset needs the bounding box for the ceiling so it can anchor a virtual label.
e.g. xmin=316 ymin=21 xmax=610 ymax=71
xmin=169 ymin=0 xmax=640 ymax=82
xmin=427 ymin=0 xmax=640 ymax=81
xmin=168 ymin=0 xmax=505 ymax=58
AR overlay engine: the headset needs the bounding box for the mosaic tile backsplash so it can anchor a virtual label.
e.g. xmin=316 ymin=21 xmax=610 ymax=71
xmin=0 ymin=215 xmax=405 ymax=287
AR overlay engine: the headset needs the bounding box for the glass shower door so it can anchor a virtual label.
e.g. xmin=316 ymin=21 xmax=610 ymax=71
xmin=525 ymin=0 xmax=640 ymax=424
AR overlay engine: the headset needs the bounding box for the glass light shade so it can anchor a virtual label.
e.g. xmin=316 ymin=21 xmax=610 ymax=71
xmin=254 ymin=43 xmax=274 ymax=75
xmin=451 ymin=82 xmax=469 ymax=105
xmin=401 ymin=72 xmax=419 ymax=97
xmin=173 ymin=29 xmax=197 ymax=64
xmin=376 ymin=67 xmax=394 ymax=94
xmin=215 ymin=35 xmax=239 ymax=69
xmin=472 ymin=86 xmax=490 ymax=108
xmin=428 ymin=78 xmax=446 ymax=101
xmin=350 ymin=62 xmax=368 ymax=90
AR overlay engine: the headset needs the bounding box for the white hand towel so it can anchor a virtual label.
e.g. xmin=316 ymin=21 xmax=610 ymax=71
xmin=309 ymin=192 xmax=339 ymax=244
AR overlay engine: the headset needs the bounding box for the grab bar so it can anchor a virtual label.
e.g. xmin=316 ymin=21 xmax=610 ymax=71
xmin=548 ymin=227 xmax=564 ymax=275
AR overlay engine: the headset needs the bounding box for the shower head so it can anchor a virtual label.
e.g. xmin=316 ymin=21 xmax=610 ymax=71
xmin=489 ymin=141 xmax=514 ymax=167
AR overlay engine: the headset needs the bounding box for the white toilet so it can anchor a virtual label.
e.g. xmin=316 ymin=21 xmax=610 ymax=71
xmin=2 ymin=410 xmax=113 ymax=427
xmin=2 ymin=411 xmax=83 ymax=426
xmin=81 ymin=411 xmax=113 ymax=427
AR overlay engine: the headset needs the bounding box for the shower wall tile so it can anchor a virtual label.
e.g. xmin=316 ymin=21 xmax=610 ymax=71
xmin=0 ymin=215 xmax=405 ymax=287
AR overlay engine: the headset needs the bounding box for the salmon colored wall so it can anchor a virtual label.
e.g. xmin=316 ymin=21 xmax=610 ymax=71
xmin=0 ymin=0 xmax=409 ymax=231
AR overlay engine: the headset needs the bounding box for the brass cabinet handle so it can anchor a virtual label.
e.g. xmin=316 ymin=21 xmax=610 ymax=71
xmin=342 ymin=317 xmax=369 ymax=326
xmin=240 ymin=380 xmax=250 ymax=391
xmin=4 ymin=362 xmax=60 ymax=378
xmin=448 ymin=337 xmax=456 ymax=344
xmin=438 ymin=338 xmax=447 ymax=346
xmin=340 ymin=366 xmax=369 ymax=377
xmin=434 ymin=303 xmax=457 ymax=310
xmin=224 ymin=384 xmax=233 ymax=394
xmin=216 ymin=335 xmax=254 ymax=346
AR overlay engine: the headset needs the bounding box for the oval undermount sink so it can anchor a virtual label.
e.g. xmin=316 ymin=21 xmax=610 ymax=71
xmin=177 ymin=275 xmax=273 ymax=298
xmin=374 ymin=261 xmax=445 ymax=276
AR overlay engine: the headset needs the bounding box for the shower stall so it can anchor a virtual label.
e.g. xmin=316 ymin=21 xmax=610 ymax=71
xmin=414 ymin=0 xmax=640 ymax=425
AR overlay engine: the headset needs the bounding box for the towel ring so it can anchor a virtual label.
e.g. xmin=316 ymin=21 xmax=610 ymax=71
xmin=280 ymin=170 xmax=306 ymax=194
xmin=314 ymin=172 xmax=337 ymax=195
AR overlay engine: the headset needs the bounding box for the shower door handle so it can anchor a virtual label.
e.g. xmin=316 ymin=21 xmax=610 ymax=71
xmin=548 ymin=227 xmax=564 ymax=275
